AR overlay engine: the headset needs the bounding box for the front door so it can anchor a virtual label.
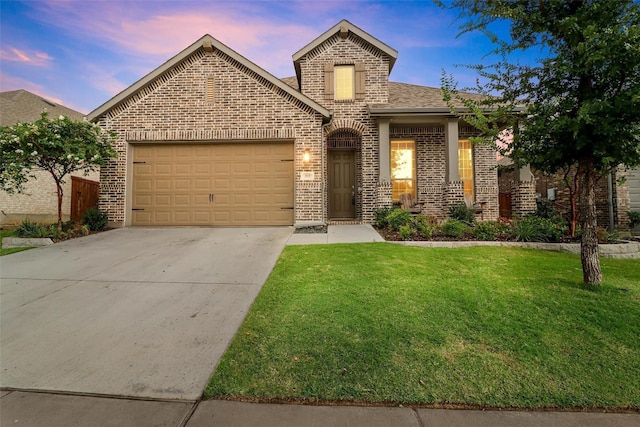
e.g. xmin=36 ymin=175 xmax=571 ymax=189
xmin=329 ymin=150 xmax=356 ymax=219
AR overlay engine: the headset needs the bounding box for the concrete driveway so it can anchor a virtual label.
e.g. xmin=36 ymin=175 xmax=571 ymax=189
xmin=0 ymin=227 xmax=292 ymax=401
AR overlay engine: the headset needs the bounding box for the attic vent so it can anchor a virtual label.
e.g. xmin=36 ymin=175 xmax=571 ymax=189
xmin=339 ymin=25 xmax=349 ymax=39
xmin=206 ymin=76 xmax=214 ymax=102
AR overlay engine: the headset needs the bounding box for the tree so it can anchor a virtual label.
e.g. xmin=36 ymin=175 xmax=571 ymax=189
xmin=439 ymin=0 xmax=640 ymax=285
xmin=0 ymin=112 xmax=116 ymax=230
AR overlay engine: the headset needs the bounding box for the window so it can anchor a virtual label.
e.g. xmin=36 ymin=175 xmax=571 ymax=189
xmin=334 ymin=65 xmax=354 ymax=100
xmin=458 ymin=139 xmax=474 ymax=196
xmin=391 ymin=140 xmax=416 ymax=201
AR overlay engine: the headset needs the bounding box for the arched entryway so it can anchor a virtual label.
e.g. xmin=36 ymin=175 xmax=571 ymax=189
xmin=327 ymin=129 xmax=361 ymax=219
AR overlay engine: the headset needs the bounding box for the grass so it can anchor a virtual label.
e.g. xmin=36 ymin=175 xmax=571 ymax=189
xmin=0 ymin=229 xmax=34 ymax=256
xmin=206 ymin=244 xmax=640 ymax=410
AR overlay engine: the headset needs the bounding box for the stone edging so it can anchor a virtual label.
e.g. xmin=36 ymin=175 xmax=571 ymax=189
xmin=393 ymin=240 xmax=640 ymax=259
xmin=2 ymin=237 xmax=54 ymax=249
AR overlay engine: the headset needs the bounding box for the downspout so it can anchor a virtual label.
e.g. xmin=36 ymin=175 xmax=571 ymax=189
xmin=607 ymin=172 xmax=615 ymax=232
xmin=321 ymin=115 xmax=333 ymax=225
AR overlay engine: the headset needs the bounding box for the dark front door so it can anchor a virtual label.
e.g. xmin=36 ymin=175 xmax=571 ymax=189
xmin=329 ymin=150 xmax=356 ymax=219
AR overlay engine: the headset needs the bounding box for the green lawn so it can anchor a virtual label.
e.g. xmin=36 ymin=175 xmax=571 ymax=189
xmin=0 ymin=229 xmax=33 ymax=256
xmin=206 ymin=244 xmax=640 ymax=410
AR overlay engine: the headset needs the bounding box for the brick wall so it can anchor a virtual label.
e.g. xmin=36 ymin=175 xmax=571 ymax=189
xmin=0 ymin=169 xmax=99 ymax=224
xmin=95 ymin=48 xmax=326 ymax=226
xmin=296 ymin=32 xmax=389 ymax=222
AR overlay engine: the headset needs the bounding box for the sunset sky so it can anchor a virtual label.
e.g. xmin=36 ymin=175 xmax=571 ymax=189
xmin=0 ymin=1 xmax=540 ymax=115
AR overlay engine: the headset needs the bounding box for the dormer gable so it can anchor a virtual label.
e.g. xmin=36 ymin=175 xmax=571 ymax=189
xmin=292 ymin=20 xmax=398 ymax=89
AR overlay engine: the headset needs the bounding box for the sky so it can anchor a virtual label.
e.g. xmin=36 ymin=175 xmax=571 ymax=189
xmin=0 ymin=0 xmax=540 ymax=115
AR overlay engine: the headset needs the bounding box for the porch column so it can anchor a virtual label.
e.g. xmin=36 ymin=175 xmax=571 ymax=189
xmin=377 ymin=118 xmax=392 ymax=208
xmin=445 ymin=118 xmax=459 ymax=182
xmin=378 ymin=119 xmax=391 ymax=183
xmin=511 ymin=163 xmax=536 ymax=216
xmin=445 ymin=118 xmax=464 ymax=210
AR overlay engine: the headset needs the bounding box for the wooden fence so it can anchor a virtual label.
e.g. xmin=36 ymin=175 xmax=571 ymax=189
xmin=70 ymin=176 xmax=99 ymax=222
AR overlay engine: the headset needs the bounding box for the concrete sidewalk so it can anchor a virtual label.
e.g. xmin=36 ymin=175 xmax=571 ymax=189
xmin=287 ymin=224 xmax=384 ymax=245
xmin=1 ymin=391 xmax=638 ymax=427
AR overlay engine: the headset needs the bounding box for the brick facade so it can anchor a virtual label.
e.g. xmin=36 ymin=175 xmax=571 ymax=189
xmin=91 ymin=21 xmax=502 ymax=227
xmin=96 ymin=48 xmax=325 ymax=226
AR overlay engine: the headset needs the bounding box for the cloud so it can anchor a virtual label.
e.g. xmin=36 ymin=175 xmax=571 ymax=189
xmin=21 ymin=1 xmax=328 ymax=83
xmin=0 ymin=47 xmax=54 ymax=67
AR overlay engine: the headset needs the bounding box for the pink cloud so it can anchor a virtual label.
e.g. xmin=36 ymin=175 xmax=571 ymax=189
xmin=27 ymin=2 xmax=317 ymax=74
xmin=0 ymin=47 xmax=54 ymax=66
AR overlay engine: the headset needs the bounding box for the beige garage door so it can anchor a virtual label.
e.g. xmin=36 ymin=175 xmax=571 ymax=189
xmin=132 ymin=143 xmax=294 ymax=226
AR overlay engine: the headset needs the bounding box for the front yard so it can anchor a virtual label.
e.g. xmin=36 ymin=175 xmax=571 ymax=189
xmin=206 ymin=244 xmax=640 ymax=410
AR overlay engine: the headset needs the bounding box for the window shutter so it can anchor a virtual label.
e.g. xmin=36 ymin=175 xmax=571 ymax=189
xmin=355 ymin=63 xmax=366 ymax=99
xmin=324 ymin=63 xmax=334 ymax=101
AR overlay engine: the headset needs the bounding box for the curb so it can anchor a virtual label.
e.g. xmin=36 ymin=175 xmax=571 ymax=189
xmin=393 ymin=240 xmax=640 ymax=259
xmin=2 ymin=237 xmax=54 ymax=248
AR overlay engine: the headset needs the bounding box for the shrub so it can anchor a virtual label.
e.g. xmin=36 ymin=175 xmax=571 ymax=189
xmin=62 ymin=220 xmax=76 ymax=232
xmin=399 ymin=224 xmax=416 ymax=241
xmin=440 ymin=219 xmax=471 ymax=239
xmin=374 ymin=206 xmax=394 ymax=228
xmin=628 ymin=211 xmax=640 ymax=229
xmin=411 ymin=214 xmax=434 ymax=238
xmin=513 ymin=216 xmax=567 ymax=242
xmin=82 ymin=207 xmax=109 ymax=232
xmin=15 ymin=219 xmax=46 ymax=238
xmin=449 ymin=202 xmax=475 ymax=224
xmin=472 ymin=221 xmax=499 ymax=241
xmin=386 ymin=208 xmax=412 ymax=231
xmin=533 ymin=199 xmax=557 ymax=219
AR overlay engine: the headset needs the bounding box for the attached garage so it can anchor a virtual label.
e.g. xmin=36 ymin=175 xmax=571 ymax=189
xmin=131 ymin=142 xmax=294 ymax=226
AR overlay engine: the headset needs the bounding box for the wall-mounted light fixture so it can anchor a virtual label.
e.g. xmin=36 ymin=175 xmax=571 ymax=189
xmin=302 ymin=149 xmax=311 ymax=163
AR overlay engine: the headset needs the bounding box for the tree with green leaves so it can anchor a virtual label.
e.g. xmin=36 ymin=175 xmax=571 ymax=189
xmin=0 ymin=112 xmax=116 ymax=230
xmin=439 ymin=0 xmax=640 ymax=285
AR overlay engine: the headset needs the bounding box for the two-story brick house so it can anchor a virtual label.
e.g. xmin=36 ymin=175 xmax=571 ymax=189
xmin=89 ymin=20 xmax=532 ymax=227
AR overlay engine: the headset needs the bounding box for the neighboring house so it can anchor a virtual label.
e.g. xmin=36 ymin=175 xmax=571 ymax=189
xmin=629 ymin=168 xmax=640 ymax=212
xmin=497 ymin=157 xmax=631 ymax=230
xmin=0 ymin=90 xmax=99 ymax=225
xmin=88 ymin=20 xmax=535 ymax=227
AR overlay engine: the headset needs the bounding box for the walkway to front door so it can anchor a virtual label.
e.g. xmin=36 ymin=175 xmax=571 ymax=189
xmin=329 ymin=150 xmax=355 ymax=219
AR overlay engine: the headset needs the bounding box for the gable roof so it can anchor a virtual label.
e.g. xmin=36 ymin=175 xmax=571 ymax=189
xmin=292 ymin=20 xmax=398 ymax=82
xmin=0 ymin=89 xmax=84 ymax=126
xmin=88 ymin=34 xmax=331 ymax=122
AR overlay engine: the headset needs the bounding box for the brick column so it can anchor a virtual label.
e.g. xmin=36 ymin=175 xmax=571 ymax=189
xmin=447 ymin=181 xmax=465 ymax=213
xmin=511 ymin=164 xmax=536 ymax=217
xmin=376 ymin=180 xmax=392 ymax=209
xmin=511 ymin=179 xmax=536 ymax=217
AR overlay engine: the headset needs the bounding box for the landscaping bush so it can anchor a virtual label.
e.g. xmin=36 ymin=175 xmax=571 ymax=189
xmin=15 ymin=219 xmax=45 ymax=238
xmin=411 ymin=214 xmax=435 ymax=238
xmin=374 ymin=206 xmax=394 ymax=228
xmin=15 ymin=219 xmax=63 ymax=239
xmin=82 ymin=207 xmax=109 ymax=231
xmin=533 ymin=199 xmax=557 ymax=219
xmin=440 ymin=219 xmax=471 ymax=238
xmin=513 ymin=216 xmax=567 ymax=242
xmin=472 ymin=221 xmax=499 ymax=241
xmin=449 ymin=202 xmax=475 ymax=224
xmin=399 ymin=224 xmax=416 ymax=241
xmin=386 ymin=208 xmax=412 ymax=231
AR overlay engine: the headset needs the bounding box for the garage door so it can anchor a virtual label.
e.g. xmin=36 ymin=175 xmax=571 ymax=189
xmin=132 ymin=143 xmax=294 ymax=226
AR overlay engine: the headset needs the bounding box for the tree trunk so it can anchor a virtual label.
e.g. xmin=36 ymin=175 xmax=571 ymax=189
xmin=55 ymin=179 xmax=64 ymax=231
xmin=577 ymin=158 xmax=602 ymax=285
